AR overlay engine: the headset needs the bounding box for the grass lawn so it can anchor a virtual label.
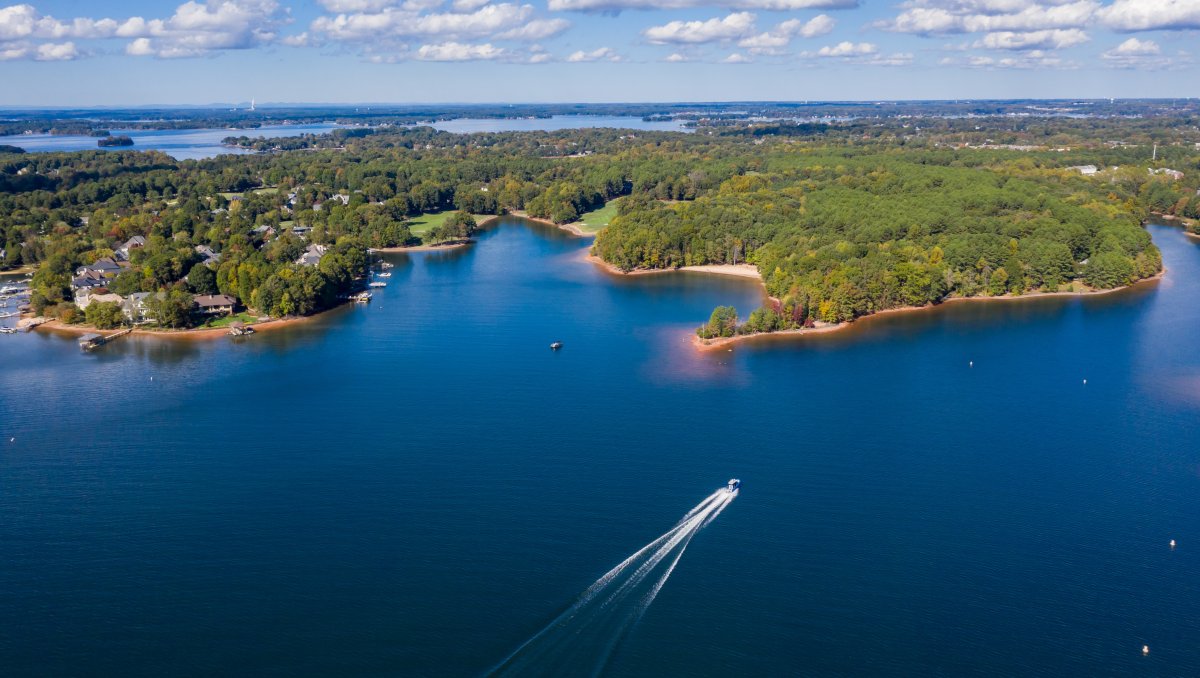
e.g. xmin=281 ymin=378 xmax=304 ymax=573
xmin=201 ymin=311 xmax=258 ymax=329
xmin=406 ymin=212 xmax=492 ymax=236
xmin=576 ymin=199 xmax=621 ymax=233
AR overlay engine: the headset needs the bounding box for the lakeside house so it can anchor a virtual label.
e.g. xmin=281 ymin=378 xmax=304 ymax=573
xmin=194 ymin=294 xmax=237 ymax=315
xmin=75 ymin=290 xmax=124 ymax=310
xmin=296 ymin=243 xmax=326 ymax=266
xmin=123 ymin=292 xmax=152 ymax=322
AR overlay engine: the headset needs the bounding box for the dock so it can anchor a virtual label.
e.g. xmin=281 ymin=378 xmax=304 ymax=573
xmin=79 ymin=327 xmax=133 ymax=351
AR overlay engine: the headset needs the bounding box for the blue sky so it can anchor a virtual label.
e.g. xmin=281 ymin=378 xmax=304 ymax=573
xmin=1 ymin=0 xmax=1198 ymax=105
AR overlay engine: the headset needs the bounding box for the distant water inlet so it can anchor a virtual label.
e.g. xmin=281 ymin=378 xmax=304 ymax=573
xmin=487 ymin=486 xmax=738 ymax=677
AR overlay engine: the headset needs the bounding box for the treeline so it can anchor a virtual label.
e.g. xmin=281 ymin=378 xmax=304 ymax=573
xmin=593 ymin=150 xmax=1173 ymax=330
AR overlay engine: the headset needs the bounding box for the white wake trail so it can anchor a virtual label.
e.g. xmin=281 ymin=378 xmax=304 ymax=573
xmin=488 ymin=485 xmax=737 ymax=677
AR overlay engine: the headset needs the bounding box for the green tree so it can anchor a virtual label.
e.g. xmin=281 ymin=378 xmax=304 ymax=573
xmin=186 ymin=263 xmax=218 ymax=295
xmin=84 ymin=301 xmax=125 ymax=329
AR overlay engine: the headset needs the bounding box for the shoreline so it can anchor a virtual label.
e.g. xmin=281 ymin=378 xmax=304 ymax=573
xmin=33 ymin=312 xmax=321 ymax=341
xmin=585 ymin=253 xmax=763 ymax=281
xmin=373 ymin=239 xmax=473 ymax=252
xmin=692 ymin=268 xmax=1167 ymax=351
xmin=509 ymin=210 xmax=598 ymax=238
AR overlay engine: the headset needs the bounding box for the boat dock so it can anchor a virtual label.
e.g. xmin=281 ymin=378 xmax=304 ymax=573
xmin=79 ymin=327 xmax=133 ymax=351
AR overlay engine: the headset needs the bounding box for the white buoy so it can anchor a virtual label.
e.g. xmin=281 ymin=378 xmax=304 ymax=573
xmin=1143 ymin=645 xmax=1150 ymax=656
xmin=1170 ymin=539 xmax=1176 ymax=549
xmin=1083 ymin=379 xmax=1087 ymax=385
xmin=969 ymin=361 xmax=974 ymax=367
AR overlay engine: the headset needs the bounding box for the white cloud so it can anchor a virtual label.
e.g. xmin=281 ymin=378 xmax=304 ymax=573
xmin=1100 ymin=37 xmax=1191 ymax=70
xmin=0 ymin=1 xmax=290 ymax=60
xmin=721 ymin=52 xmax=751 ymax=62
xmin=494 ymin=18 xmax=570 ymax=40
xmin=415 ymin=40 xmax=508 ymax=59
xmin=34 ymin=40 xmax=76 ymax=60
xmin=1098 ymin=0 xmax=1200 ymax=31
xmin=318 ymin=0 xmax=400 ymax=10
xmin=643 ymin=12 xmax=755 ymax=44
xmin=312 ymin=3 xmax=534 ymax=41
xmin=549 ymin=0 xmax=856 ymax=11
xmin=663 ymin=51 xmax=691 ymax=61
xmin=452 ymin=0 xmax=493 ymax=10
xmin=1107 ymin=36 xmax=1159 ymax=56
xmin=974 ymin=28 xmax=1088 ymax=50
xmin=566 ymin=45 xmax=621 ymax=61
xmin=943 ymin=48 xmax=1076 ymax=69
xmin=737 ymin=14 xmax=834 ymax=54
xmin=814 ymin=40 xmax=875 ymax=56
xmin=124 ymin=1 xmax=290 ymax=58
xmin=879 ymin=0 xmax=1098 ymax=36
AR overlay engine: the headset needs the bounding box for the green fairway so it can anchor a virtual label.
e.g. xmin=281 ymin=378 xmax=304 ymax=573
xmin=406 ymin=212 xmax=492 ymax=236
xmin=576 ymin=199 xmax=620 ymax=233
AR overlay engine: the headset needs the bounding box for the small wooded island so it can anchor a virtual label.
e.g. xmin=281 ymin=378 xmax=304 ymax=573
xmin=97 ymin=135 xmax=134 ymax=147
xmin=1 ymin=101 xmax=1196 ymax=339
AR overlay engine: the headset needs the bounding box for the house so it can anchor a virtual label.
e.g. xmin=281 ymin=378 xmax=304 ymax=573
xmin=194 ymin=244 xmax=221 ymax=264
xmin=194 ymin=294 xmax=237 ymax=315
xmin=123 ymin=292 xmax=152 ymax=322
xmin=75 ymin=291 xmax=124 ymax=310
xmin=296 ymin=243 xmax=327 ymax=266
xmin=1068 ymin=165 xmax=1098 ymax=175
xmin=75 ymin=257 xmax=122 ymax=277
xmin=116 ymin=235 xmax=146 ymax=260
xmin=71 ymin=269 xmax=108 ymax=291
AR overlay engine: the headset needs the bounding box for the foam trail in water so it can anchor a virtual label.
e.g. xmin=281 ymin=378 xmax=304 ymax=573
xmin=487 ymin=485 xmax=736 ymax=677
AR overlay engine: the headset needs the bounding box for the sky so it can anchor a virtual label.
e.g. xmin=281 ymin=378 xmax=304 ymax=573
xmin=0 ymin=0 xmax=1198 ymax=105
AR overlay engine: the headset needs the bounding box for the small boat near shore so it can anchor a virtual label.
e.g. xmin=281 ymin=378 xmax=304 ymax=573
xmin=0 ymin=327 xmax=16 ymax=334
xmin=377 ymin=272 xmax=392 ymax=278
xmin=351 ymin=291 xmax=372 ymax=303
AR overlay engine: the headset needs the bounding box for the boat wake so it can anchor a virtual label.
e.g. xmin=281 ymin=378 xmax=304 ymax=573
xmin=487 ymin=483 xmax=738 ymax=677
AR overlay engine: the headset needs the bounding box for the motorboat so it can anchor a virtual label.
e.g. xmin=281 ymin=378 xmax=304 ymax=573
xmin=727 ymin=478 xmax=741 ymax=492
xmin=550 ymin=341 xmax=562 ymax=350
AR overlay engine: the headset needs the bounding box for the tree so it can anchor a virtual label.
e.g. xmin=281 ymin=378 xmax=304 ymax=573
xmin=85 ymin=301 xmax=125 ymax=329
xmin=698 ymin=306 xmax=738 ymax=339
xmin=186 ymin=263 xmax=218 ymax=295
xmin=146 ymin=290 xmax=194 ymax=328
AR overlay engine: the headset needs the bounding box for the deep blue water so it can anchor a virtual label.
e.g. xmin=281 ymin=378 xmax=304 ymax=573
xmin=2 ymin=124 xmax=342 ymax=160
xmin=2 ymin=220 xmax=1199 ymax=676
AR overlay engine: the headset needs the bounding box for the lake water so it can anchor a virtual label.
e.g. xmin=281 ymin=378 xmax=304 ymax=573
xmin=2 ymin=220 xmax=1199 ymax=676
xmin=1 ymin=124 xmax=342 ymax=160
